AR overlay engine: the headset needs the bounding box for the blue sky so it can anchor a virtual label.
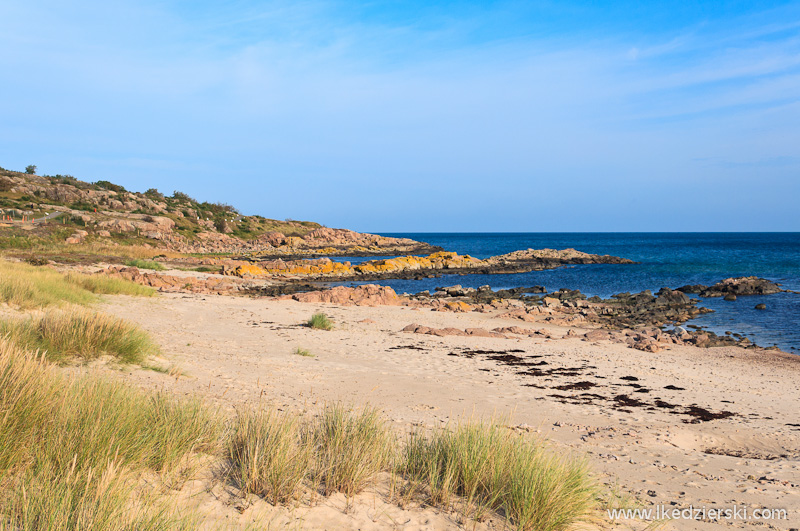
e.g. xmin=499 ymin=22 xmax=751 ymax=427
xmin=1 ymin=1 xmax=798 ymax=232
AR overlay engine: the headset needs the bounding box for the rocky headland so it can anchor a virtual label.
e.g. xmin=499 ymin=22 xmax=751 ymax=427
xmin=0 ymin=168 xmax=438 ymax=257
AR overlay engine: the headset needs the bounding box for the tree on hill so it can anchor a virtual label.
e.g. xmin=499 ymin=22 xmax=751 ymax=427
xmin=25 ymin=165 xmax=37 ymax=174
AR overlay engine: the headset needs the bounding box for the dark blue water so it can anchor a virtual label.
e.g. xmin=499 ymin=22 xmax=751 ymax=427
xmin=334 ymin=233 xmax=800 ymax=352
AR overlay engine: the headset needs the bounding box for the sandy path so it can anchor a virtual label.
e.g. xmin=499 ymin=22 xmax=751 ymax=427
xmin=97 ymin=293 xmax=800 ymax=530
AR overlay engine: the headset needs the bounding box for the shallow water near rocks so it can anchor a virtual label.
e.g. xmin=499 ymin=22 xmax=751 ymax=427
xmin=332 ymin=232 xmax=800 ymax=352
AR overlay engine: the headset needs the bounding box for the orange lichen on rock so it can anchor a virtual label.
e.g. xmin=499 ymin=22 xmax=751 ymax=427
xmin=354 ymin=252 xmax=483 ymax=275
xmin=443 ymin=301 xmax=473 ymax=313
xmin=228 ymin=251 xmax=485 ymax=279
xmin=231 ymin=258 xmax=353 ymax=277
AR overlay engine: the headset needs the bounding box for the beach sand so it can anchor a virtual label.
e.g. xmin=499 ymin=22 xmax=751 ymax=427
xmin=93 ymin=292 xmax=800 ymax=530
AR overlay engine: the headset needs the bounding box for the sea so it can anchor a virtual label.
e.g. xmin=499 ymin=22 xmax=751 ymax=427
xmin=330 ymin=233 xmax=800 ymax=353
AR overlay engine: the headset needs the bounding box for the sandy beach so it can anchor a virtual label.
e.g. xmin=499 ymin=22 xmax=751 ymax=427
xmin=88 ymin=291 xmax=800 ymax=530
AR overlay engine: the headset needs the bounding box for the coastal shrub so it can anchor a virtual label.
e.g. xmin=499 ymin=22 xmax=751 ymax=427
xmin=307 ymin=313 xmax=333 ymax=330
xmin=227 ymin=407 xmax=312 ymax=504
xmin=93 ymin=180 xmax=127 ymax=193
xmin=171 ymin=190 xmax=196 ymax=203
xmin=402 ymin=420 xmax=598 ymax=531
xmin=144 ymin=188 xmax=165 ymax=201
xmin=0 ymin=338 xmax=221 ymax=529
xmin=0 ymin=308 xmax=160 ymax=364
xmin=125 ymin=258 xmax=166 ymax=271
xmin=312 ymin=404 xmax=394 ymax=496
xmin=0 ymin=259 xmax=154 ymax=308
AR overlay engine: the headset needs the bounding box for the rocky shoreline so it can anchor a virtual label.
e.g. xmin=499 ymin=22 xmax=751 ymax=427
xmin=223 ymin=248 xmax=635 ymax=281
xmin=269 ymin=275 xmax=792 ymax=353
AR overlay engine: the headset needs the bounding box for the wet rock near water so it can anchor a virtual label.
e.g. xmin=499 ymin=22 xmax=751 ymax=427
xmin=421 ymin=285 xmax=547 ymax=304
xmin=677 ymin=276 xmax=785 ymax=297
xmin=591 ymin=288 xmax=711 ymax=328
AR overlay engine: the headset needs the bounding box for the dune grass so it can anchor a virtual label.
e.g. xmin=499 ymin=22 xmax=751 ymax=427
xmin=307 ymin=313 xmax=333 ymax=330
xmin=227 ymin=408 xmax=312 ymax=505
xmin=312 ymin=404 xmax=394 ymax=497
xmin=402 ymin=420 xmax=599 ymax=531
xmin=125 ymin=258 xmax=166 ymax=271
xmin=226 ymin=406 xmax=599 ymax=529
xmin=293 ymin=347 xmax=313 ymax=357
xmin=227 ymin=404 xmax=393 ymax=503
xmin=0 ymin=308 xmax=160 ymax=363
xmin=0 ymin=338 xmax=221 ymax=530
xmin=0 ymin=259 xmax=154 ymax=309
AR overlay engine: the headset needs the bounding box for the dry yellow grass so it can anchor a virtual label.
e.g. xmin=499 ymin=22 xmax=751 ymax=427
xmin=0 ymin=308 xmax=160 ymax=363
xmin=0 ymin=259 xmax=154 ymax=309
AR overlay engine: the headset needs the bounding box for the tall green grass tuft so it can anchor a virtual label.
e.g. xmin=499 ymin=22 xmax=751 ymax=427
xmin=0 ymin=308 xmax=160 ymax=363
xmin=0 ymin=259 xmax=154 ymax=309
xmin=0 ymin=338 xmax=221 ymax=530
xmin=124 ymin=258 xmax=166 ymax=271
xmin=227 ymin=408 xmax=312 ymax=505
xmin=307 ymin=313 xmax=333 ymax=330
xmin=312 ymin=404 xmax=394 ymax=497
xmin=402 ymin=420 xmax=599 ymax=531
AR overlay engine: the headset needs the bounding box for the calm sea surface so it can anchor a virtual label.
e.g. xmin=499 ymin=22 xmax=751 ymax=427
xmin=332 ymin=233 xmax=800 ymax=352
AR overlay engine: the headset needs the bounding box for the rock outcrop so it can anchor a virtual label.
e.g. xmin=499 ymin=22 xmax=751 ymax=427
xmin=103 ymin=266 xmax=246 ymax=294
xmin=678 ymin=277 xmax=784 ymax=297
xmin=226 ymin=249 xmax=634 ymax=281
xmin=279 ymin=285 xmax=401 ymax=306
